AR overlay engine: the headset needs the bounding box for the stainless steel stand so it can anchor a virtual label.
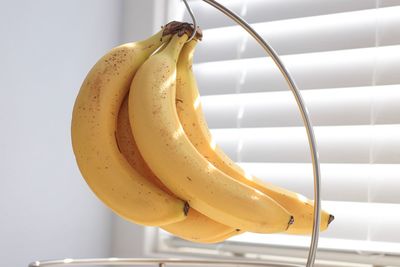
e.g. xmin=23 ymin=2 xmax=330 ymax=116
xmin=29 ymin=0 xmax=322 ymax=266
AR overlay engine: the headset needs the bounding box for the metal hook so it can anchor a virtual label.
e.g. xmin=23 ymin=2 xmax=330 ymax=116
xmin=182 ymin=0 xmax=198 ymax=42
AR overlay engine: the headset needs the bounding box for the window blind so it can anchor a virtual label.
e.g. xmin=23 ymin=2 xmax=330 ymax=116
xmin=157 ymin=0 xmax=400 ymax=265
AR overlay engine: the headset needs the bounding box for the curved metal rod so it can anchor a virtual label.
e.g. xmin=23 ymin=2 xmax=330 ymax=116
xmin=29 ymin=258 xmax=303 ymax=267
xmin=200 ymin=1 xmax=321 ymax=266
xmin=182 ymin=0 xmax=198 ymax=42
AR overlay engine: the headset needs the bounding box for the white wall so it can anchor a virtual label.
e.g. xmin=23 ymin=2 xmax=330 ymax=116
xmin=0 ymin=0 xmax=122 ymax=266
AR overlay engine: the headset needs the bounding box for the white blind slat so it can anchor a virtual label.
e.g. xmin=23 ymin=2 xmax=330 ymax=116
xmin=211 ymin=125 xmax=400 ymax=163
xmin=238 ymin=163 xmax=400 ymax=204
xmin=195 ymin=45 xmax=400 ymax=95
xmin=184 ymin=0 xmax=380 ymax=29
xmin=182 ymin=0 xmax=243 ymax=29
xmin=195 ymin=6 xmax=400 ymax=63
xmin=201 ymin=85 xmax=400 ymax=128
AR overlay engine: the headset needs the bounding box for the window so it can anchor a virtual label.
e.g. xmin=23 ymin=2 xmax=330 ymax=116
xmin=149 ymin=1 xmax=400 ymax=266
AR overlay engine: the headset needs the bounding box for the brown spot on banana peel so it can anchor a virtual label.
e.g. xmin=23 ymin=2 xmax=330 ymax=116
xmin=143 ymin=44 xmax=155 ymax=50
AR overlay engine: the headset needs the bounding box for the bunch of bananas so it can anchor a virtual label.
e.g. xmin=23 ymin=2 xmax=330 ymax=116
xmin=71 ymin=21 xmax=334 ymax=243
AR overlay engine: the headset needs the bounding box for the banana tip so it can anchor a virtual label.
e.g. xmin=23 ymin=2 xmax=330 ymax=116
xmin=286 ymin=216 xmax=295 ymax=230
xmin=183 ymin=201 xmax=190 ymax=216
xmin=328 ymin=214 xmax=335 ymax=225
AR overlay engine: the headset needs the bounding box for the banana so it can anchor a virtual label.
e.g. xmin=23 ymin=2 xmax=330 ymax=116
xmin=71 ymin=23 xmax=191 ymax=226
xmin=175 ymin=39 xmax=334 ymax=234
xmin=116 ymin=95 xmax=237 ymax=243
xmin=162 ymin=209 xmax=240 ymax=243
xmin=203 ymin=229 xmax=244 ymax=244
xmin=129 ymin=33 xmax=294 ymax=233
xmin=201 ymin=229 xmax=243 ymax=244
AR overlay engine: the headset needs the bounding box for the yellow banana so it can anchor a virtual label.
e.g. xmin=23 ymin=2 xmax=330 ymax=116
xmin=162 ymin=209 xmax=240 ymax=243
xmin=201 ymin=229 xmax=243 ymax=244
xmin=175 ymin=39 xmax=334 ymax=234
xmin=116 ymin=96 xmax=237 ymax=243
xmin=71 ymin=24 xmax=190 ymax=226
xmin=129 ymin=33 xmax=294 ymax=233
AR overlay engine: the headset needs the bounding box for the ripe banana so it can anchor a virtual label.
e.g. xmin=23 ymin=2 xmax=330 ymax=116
xmin=201 ymin=229 xmax=242 ymax=244
xmin=175 ymin=39 xmax=334 ymax=234
xmin=71 ymin=23 xmax=190 ymax=226
xmin=116 ymin=96 xmax=238 ymax=243
xmin=129 ymin=33 xmax=294 ymax=233
xmin=161 ymin=208 xmax=241 ymax=243
xmin=163 ymin=209 xmax=241 ymax=243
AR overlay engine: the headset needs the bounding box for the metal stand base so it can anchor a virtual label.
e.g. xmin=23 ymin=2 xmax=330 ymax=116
xmin=29 ymin=258 xmax=303 ymax=267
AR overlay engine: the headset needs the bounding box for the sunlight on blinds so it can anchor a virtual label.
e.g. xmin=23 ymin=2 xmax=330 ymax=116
xmin=159 ymin=0 xmax=400 ymax=265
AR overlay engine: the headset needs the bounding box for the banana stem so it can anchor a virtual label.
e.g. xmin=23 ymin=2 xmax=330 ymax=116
xmin=163 ymin=34 xmax=188 ymax=60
